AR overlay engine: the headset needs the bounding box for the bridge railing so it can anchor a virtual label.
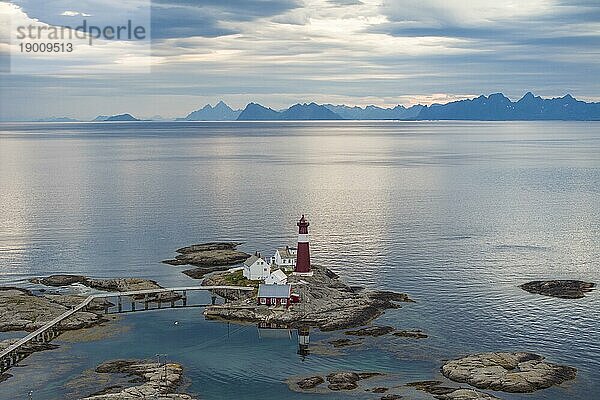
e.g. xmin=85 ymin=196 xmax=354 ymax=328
xmin=0 ymin=285 xmax=254 ymax=370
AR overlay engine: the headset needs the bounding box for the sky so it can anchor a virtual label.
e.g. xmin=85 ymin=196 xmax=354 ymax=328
xmin=0 ymin=0 xmax=599 ymax=120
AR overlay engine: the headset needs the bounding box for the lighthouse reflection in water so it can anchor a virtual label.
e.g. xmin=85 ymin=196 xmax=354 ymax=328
xmin=297 ymin=326 xmax=310 ymax=359
xmin=256 ymin=323 xmax=311 ymax=359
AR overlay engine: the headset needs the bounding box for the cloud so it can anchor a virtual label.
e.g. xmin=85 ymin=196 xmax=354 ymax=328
xmin=328 ymin=0 xmax=364 ymax=5
xmin=12 ymin=0 xmax=302 ymax=40
xmin=150 ymin=0 xmax=302 ymax=38
xmin=2 ymin=2 xmax=153 ymax=76
xmin=61 ymin=10 xmax=92 ymax=17
xmin=1 ymin=0 xmax=599 ymax=120
xmin=150 ymin=6 xmax=237 ymax=39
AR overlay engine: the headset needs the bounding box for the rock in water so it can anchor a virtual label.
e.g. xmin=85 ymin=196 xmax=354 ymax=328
xmin=345 ymin=326 xmax=395 ymax=337
xmin=290 ymin=371 xmax=381 ymax=393
xmin=393 ymin=329 xmax=428 ymax=339
xmin=163 ymin=242 xmax=249 ymax=267
xmin=371 ymin=387 xmax=388 ymax=393
xmin=441 ymin=352 xmax=576 ymax=393
xmin=163 ymin=242 xmax=250 ymax=278
xmin=326 ymin=372 xmax=361 ymax=390
xmin=436 ymin=389 xmax=503 ymax=400
xmin=380 ymin=395 xmax=403 ymax=400
xmin=0 ymin=287 xmax=104 ymax=332
xmin=407 ymin=380 xmax=502 ymax=399
xmin=82 ymin=359 xmax=195 ymax=399
xmin=29 ymin=275 xmax=181 ymax=302
xmin=29 ymin=275 xmax=87 ymax=286
xmin=0 ymin=338 xmax=59 ymax=354
xmin=519 ymin=280 xmax=595 ymax=299
xmin=296 ymin=376 xmax=325 ymax=389
xmin=406 ymin=381 xmax=456 ymax=395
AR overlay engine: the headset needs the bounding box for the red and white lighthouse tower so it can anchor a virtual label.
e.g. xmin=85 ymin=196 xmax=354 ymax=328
xmin=294 ymin=215 xmax=312 ymax=276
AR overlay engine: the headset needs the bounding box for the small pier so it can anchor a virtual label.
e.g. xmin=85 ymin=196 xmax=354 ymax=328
xmin=0 ymin=285 xmax=253 ymax=374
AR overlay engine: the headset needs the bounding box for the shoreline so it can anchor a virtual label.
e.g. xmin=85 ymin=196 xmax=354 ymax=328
xmin=202 ymin=264 xmax=413 ymax=331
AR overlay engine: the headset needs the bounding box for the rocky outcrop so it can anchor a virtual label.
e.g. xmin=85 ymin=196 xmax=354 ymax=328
xmin=0 ymin=287 xmax=105 ymax=332
xmin=407 ymin=381 xmax=502 ymax=399
xmin=441 ymin=352 xmax=576 ymax=393
xmin=345 ymin=326 xmax=394 ymax=337
xmin=29 ymin=274 xmax=88 ymax=286
xmin=437 ymin=389 xmax=502 ymax=400
xmin=393 ymin=329 xmax=428 ymax=339
xmin=81 ymin=360 xmax=195 ymax=399
xmin=162 ymin=242 xmax=250 ymax=279
xmin=203 ymin=265 xmax=413 ymax=331
xmin=296 ymin=376 xmax=324 ymax=389
xmin=519 ymin=280 xmax=595 ymax=299
xmin=370 ymin=387 xmax=389 ymax=393
xmin=0 ymin=337 xmax=59 ymax=353
xmin=288 ymin=371 xmax=381 ymax=393
xmin=29 ymin=276 xmax=180 ymax=302
xmin=163 ymin=242 xmax=248 ymax=266
xmin=407 ymin=380 xmax=457 ymax=395
xmin=326 ymin=371 xmax=361 ymax=390
xmin=380 ymin=395 xmax=403 ymax=400
xmin=201 ymin=272 xmax=256 ymax=301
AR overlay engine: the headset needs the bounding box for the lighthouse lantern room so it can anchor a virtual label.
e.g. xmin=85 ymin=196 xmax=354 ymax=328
xmin=294 ymin=215 xmax=313 ymax=276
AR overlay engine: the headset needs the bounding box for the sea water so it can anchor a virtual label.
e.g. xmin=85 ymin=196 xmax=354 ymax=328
xmin=0 ymin=121 xmax=598 ymax=399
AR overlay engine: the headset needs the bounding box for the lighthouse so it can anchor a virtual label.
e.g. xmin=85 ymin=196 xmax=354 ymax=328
xmin=294 ymin=215 xmax=312 ymax=276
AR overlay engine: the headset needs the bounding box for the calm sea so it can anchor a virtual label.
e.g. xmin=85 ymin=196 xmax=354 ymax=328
xmin=0 ymin=121 xmax=598 ymax=400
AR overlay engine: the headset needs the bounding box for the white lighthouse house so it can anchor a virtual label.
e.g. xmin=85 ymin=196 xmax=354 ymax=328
xmin=243 ymin=253 xmax=270 ymax=280
xmin=272 ymin=246 xmax=297 ymax=271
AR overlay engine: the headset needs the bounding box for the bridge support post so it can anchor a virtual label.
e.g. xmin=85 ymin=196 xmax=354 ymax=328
xmin=182 ymin=290 xmax=187 ymax=307
xmin=118 ymin=296 xmax=122 ymax=313
xmin=211 ymin=295 xmax=217 ymax=305
xmin=132 ymin=301 xmax=136 ymax=312
xmin=145 ymin=296 xmax=149 ymax=310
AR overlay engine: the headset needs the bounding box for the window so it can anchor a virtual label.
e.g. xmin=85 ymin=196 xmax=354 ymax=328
xmin=281 ymin=299 xmax=287 ymax=304
xmin=272 ymin=298 xmax=276 ymax=304
xmin=260 ymin=298 xmax=266 ymax=304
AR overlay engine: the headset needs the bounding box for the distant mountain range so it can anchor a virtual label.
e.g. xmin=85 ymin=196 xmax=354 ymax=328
xmin=35 ymin=117 xmax=80 ymax=122
xmin=237 ymin=102 xmax=343 ymax=120
xmin=25 ymin=93 xmax=600 ymax=123
xmin=105 ymin=113 xmax=140 ymax=122
xmin=183 ymin=93 xmax=600 ymax=121
xmin=236 ymin=103 xmax=281 ymax=120
xmin=416 ymin=92 xmax=600 ymax=121
xmin=92 ymin=114 xmax=139 ymax=122
xmin=324 ymin=104 xmax=424 ymax=120
xmin=185 ymin=101 xmax=241 ymax=121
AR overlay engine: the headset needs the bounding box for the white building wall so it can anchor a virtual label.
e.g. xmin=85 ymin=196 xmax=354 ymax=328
xmin=243 ymin=258 xmax=271 ymax=280
xmin=273 ymin=249 xmax=297 ymax=270
xmin=265 ymin=270 xmax=287 ymax=285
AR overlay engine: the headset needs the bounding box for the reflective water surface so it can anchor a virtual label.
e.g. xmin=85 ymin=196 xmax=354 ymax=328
xmin=0 ymin=121 xmax=598 ymax=399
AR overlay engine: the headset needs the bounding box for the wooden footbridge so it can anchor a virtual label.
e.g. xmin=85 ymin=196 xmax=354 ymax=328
xmin=0 ymin=285 xmax=254 ymax=374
